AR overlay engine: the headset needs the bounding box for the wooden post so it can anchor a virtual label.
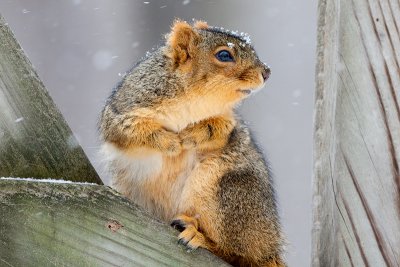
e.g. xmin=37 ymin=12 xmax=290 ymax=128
xmin=0 ymin=14 xmax=101 ymax=184
xmin=313 ymin=0 xmax=400 ymax=266
xmin=0 ymin=179 xmax=229 ymax=266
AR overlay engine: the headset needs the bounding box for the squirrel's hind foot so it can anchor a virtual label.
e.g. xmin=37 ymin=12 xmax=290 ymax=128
xmin=171 ymin=214 xmax=214 ymax=251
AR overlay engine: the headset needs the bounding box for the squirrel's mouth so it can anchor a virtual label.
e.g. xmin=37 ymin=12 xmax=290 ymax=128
xmin=237 ymin=80 xmax=266 ymax=95
xmin=237 ymin=89 xmax=252 ymax=95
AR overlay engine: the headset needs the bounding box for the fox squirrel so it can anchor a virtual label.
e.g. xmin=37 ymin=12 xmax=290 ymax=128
xmin=99 ymin=20 xmax=285 ymax=267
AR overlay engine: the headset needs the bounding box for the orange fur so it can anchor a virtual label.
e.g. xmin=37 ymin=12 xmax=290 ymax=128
xmin=166 ymin=20 xmax=200 ymax=68
xmin=108 ymin=115 xmax=182 ymax=156
xmin=194 ymin=20 xmax=209 ymax=29
xmin=180 ymin=115 xmax=236 ymax=151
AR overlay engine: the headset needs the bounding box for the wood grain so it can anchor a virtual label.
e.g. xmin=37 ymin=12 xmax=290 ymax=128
xmin=0 ymin=14 xmax=101 ymax=184
xmin=313 ymin=0 xmax=400 ymax=266
xmin=0 ymin=179 xmax=230 ymax=267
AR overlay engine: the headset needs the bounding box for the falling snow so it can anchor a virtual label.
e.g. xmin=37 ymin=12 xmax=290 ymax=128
xmin=93 ymin=50 xmax=113 ymax=70
xmin=67 ymin=135 xmax=80 ymax=149
xmin=292 ymin=89 xmax=302 ymax=98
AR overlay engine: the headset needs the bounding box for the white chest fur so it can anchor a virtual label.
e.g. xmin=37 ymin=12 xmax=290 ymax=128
xmin=102 ymin=142 xmax=198 ymax=220
xmin=101 ymin=143 xmax=163 ymax=182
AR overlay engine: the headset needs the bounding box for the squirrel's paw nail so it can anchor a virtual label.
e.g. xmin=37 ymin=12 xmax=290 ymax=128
xmin=177 ymin=226 xmax=203 ymax=251
xmin=173 ymin=215 xmax=205 ymax=250
xmin=171 ymin=219 xmax=186 ymax=232
xmin=178 ymin=233 xmax=200 ymax=251
xmin=178 ymin=237 xmax=189 ymax=246
xmin=178 ymin=228 xmax=195 ymax=245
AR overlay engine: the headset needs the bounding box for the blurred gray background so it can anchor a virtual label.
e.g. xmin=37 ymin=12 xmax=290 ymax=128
xmin=0 ymin=1 xmax=316 ymax=266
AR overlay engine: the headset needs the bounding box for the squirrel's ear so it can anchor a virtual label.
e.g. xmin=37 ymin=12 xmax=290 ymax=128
xmin=167 ymin=20 xmax=200 ymax=66
xmin=194 ymin=20 xmax=208 ymax=30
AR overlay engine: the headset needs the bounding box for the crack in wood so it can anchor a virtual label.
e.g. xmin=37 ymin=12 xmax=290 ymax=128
xmin=342 ymin=233 xmax=355 ymax=267
xmin=342 ymin=196 xmax=370 ymax=267
xmin=343 ymin=152 xmax=394 ymax=266
xmin=329 ymin=155 xmax=354 ymax=241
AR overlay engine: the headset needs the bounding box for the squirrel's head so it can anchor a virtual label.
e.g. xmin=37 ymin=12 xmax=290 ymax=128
xmin=165 ymin=20 xmax=271 ymax=105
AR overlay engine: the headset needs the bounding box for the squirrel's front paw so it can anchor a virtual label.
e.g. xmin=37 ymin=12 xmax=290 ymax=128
xmin=153 ymin=129 xmax=182 ymax=156
xmin=179 ymin=125 xmax=210 ymax=150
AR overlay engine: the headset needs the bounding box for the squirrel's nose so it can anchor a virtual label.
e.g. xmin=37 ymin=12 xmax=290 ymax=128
xmin=262 ymin=67 xmax=271 ymax=82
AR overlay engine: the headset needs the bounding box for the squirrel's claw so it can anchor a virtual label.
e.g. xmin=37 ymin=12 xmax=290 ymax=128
xmin=172 ymin=215 xmax=208 ymax=251
xmin=177 ymin=237 xmax=189 ymax=246
xmin=171 ymin=219 xmax=186 ymax=232
xmin=177 ymin=226 xmax=201 ymax=251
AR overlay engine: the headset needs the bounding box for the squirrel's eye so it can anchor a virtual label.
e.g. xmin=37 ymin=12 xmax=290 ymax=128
xmin=215 ymin=50 xmax=234 ymax=62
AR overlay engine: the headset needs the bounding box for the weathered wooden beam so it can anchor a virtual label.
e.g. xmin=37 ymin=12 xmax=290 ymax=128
xmin=0 ymin=178 xmax=230 ymax=266
xmin=0 ymin=14 xmax=101 ymax=184
xmin=313 ymin=0 xmax=400 ymax=266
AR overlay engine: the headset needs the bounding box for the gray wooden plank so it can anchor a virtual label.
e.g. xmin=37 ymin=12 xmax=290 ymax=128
xmin=0 ymin=179 xmax=230 ymax=267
